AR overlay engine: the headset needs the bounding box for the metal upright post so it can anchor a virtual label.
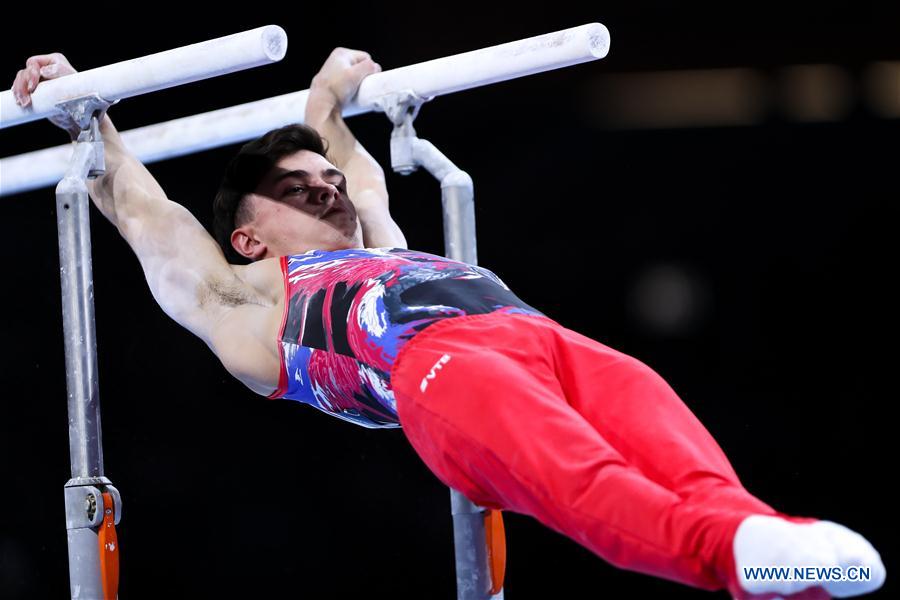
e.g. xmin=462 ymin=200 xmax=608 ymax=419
xmin=54 ymin=97 xmax=122 ymax=600
xmin=379 ymin=92 xmax=504 ymax=600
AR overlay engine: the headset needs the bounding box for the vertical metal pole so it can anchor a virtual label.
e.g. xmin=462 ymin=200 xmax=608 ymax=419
xmin=383 ymin=94 xmax=502 ymax=599
xmin=57 ymin=140 xmax=104 ymax=482
xmin=440 ymin=172 xmax=504 ymax=600
xmin=440 ymin=174 xmax=477 ymax=265
xmin=56 ymin=114 xmax=121 ymax=599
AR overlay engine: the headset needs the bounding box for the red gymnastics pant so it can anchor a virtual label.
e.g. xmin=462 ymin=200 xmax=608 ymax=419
xmin=389 ymin=311 xmax=823 ymax=599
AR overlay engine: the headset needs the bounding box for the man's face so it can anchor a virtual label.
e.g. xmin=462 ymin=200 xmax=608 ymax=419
xmin=231 ymin=150 xmax=363 ymax=260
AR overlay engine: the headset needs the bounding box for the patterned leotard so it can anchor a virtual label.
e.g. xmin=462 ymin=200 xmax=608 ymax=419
xmin=268 ymin=247 xmax=547 ymax=428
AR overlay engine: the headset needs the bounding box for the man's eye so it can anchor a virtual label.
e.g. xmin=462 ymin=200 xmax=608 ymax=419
xmin=287 ymin=185 xmax=306 ymax=194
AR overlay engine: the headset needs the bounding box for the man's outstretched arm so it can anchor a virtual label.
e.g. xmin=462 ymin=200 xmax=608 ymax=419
xmin=84 ymin=116 xmax=277 ymax=390
xmin=305 ymin=48 xmax=408 ymax=250
xmin=86 ymin=116 xmax=283 ymax=392
xmin=85 ymin=116 xmax=257 ymax=326
xmin=11 ymin=54 xmax=278 ymax=392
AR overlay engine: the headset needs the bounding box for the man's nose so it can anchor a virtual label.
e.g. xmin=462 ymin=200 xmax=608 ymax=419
xmin=312 ymin=181 xmax=338 ymax=205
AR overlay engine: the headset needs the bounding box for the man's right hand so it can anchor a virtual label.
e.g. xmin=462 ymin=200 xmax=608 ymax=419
xmin=11 ymin=52 xmax=85 ymax=139
xmin=11 ymin=52 xmax=77 ymax=107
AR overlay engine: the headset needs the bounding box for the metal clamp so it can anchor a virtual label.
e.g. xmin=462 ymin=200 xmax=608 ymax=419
xmin=64 ymin=480 xmax=122 ymax=529
xmin=52 ymin=93 xmax=116 ymax=139
xmin=373 ymin=89 xmax=430 ymax=128
xmin=52 ymin=94 xmax=117 ymax=180
xmin=373 ymin=90 xmax=431 ymax=175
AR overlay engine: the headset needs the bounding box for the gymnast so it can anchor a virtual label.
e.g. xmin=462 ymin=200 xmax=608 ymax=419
xmin=11 ymin=48 xmax=885 ymax=599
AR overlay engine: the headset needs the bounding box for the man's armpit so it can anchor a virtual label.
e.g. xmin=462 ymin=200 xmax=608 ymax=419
xmin=198 ymin=274 xmax=263 ymax=309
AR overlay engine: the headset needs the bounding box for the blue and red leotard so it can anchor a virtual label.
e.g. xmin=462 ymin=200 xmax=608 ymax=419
xmin=267 ymin=247 xmax=546 ymax=428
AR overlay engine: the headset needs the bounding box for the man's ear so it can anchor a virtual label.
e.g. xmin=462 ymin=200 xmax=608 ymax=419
xmin=231 ymin=225 xmax=268 ymax=260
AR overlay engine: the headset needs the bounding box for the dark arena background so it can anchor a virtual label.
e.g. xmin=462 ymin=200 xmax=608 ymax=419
xmin=1 ymin=2 xmax=896 ymax=598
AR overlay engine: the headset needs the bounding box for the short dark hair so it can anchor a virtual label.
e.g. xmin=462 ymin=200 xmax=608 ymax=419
xmin=212 ymin=123 xmax=330 ymax=263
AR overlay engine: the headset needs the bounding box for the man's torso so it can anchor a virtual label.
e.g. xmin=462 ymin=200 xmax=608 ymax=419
xmin=221 ymin=247 xmax=546 ymax=427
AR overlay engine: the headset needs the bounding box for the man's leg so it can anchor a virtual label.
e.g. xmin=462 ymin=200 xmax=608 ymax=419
xmin=538 ymin=317 xmax=840 ymax=598
xmin=541 ymin=317 xmax=791 ymax=514
xmin=392 ymin=312 xmax=884 ymax=599
xmin=390 ymin=312 xmax=763 ymax=594
xmin=542 ymin=317 xmax=886 ymax=598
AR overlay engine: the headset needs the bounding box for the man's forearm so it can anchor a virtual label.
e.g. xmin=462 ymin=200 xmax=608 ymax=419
xmin=305 ymin=96 xmax=388 ymax=210
xmin=81 ymin=116 xmax=242 ymax=343
xmin=304 ymin=96 xmax=359 ymax=167
xmin=87 ymin=114 xmax=167 ymax=229
xmin=356 ymin=202 xmax=408 ymax=249
xmin=306 ymin=95 xmax=408 ymax=248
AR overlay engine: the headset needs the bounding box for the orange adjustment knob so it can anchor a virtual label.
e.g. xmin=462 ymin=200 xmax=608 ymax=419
xmin=484 ymin=509 xmax=506 ymax=595
xmin=98 ymin=491 xmax=119 ymax=600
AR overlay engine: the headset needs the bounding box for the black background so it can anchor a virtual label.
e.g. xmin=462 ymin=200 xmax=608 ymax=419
xmin=1 ymin=2 xmax=897 ymax=598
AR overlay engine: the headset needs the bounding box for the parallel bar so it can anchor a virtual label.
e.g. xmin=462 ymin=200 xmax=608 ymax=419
xmin=0 ymin=23 xmax=609 ymax=197
xmin=0 ymin=25 xmax=287 ymax=129
xmin=354 ymin=22 xmax=609 ymax=106
xmin=0 ymin=90 xmax=313 ymax=196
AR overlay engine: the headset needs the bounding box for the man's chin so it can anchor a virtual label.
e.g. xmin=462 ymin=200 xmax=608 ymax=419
xmin=315 ymin=234 xmax=364 ymax=253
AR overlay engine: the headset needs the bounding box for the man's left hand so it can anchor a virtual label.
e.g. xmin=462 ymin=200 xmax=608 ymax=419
xmin=309 ymin=47 xmax=381 ymax=111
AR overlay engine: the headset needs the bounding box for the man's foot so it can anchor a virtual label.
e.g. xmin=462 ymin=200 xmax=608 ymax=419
xmin=731 ymin=515 xmax=886 ymax=598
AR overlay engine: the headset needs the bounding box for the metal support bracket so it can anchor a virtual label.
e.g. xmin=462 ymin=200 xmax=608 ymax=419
xmin=373 ymin=90 xmax=430 ymax=175
xmin=52 ymin=93 xmax=117 ymax=154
